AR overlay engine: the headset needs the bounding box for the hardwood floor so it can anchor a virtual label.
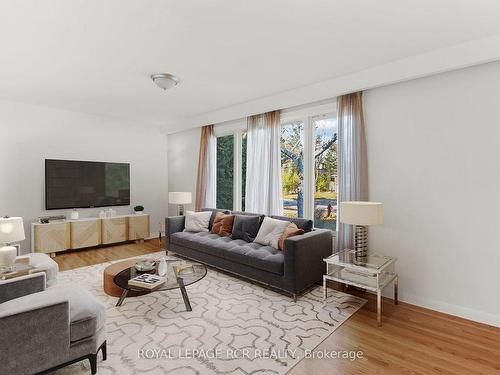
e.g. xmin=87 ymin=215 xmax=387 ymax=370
xmin=54 ymin=241 xmax=500 ymax=375
xmin=53 ymin=239 xmax=162 ymax=271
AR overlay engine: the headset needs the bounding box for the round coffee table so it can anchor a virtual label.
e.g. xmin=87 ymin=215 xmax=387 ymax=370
xmin=113 ymin=258 xmax=207 ymax=310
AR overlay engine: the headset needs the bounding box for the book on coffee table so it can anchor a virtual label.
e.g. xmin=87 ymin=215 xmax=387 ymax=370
xmin=128 ymin=274 xmax=166 ymax=290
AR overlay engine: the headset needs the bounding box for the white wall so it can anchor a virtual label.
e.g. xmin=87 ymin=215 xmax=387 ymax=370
xmin=167 ymin=127 xmax=200 ymax=215
xmin=0 ymin=100 xmax=168 ymax=253
xmin=365 ymin=60 xmax=500 ymax=327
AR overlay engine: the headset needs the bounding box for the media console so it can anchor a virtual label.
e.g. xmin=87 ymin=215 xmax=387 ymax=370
xmin=31 ymin=214 xmax=150 ymax=257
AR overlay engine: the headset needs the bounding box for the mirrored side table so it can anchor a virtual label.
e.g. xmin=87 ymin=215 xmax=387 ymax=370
xmin=323 ymin=250 xmax=398 ymax=326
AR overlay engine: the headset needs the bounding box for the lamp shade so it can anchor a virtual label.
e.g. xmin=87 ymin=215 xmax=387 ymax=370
xmin=169 ymin=192 xmax=192 ymax=205
xmin=339 ymin=202 xmax=383 ymax=226
xmin=0 ymin=217 xmax=25 ymax=244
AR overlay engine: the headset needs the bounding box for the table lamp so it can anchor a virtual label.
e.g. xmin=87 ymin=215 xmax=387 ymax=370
xmin=169 ymin=192 xmax=192 ymax=216
xmin=339 ymin=202 xmax=383 ymax=259
xmin=0 ymin=217 xmax=25 ymax=269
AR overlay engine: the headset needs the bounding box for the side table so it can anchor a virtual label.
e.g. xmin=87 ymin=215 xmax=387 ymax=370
xmin=323 ymin=250 xmax=398 ymax=326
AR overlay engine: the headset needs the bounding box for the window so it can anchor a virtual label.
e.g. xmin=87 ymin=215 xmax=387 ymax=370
xmin=216 ymin=135 xmax=234 ymax=210
xmin=214 ymin=120 xmax=247 ymax=211
xmin=214 ymin=100 xmax=337 ymax=231
xmin=280 ymin=120 xmax=305 ymax=218
xmin=279 ymin=100 xmax=337 ymax=230
xmin=313 ymin=116 xmax=337 ymax=230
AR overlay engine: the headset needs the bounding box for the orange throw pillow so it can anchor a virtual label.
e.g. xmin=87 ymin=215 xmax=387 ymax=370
xmin=278 ymin=223 xmax=305 ymax=251
xmin=211 ymin=212 xmax=225 ymax=234
xmin=211 ymin=212 xmax=235 ymax=236
xmin=219 ymin=214 xmax=235 ymax=237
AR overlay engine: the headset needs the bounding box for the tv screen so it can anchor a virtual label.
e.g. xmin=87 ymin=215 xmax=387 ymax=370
xmin=45 ymin=159 xmax=130 ymax=210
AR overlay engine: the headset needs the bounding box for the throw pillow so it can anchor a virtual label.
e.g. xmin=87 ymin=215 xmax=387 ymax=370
xmin=231 ymin=215 xmax=263 ymax=242
xmin=278 ymin=222 xmax=305 ymax=251
xmin=254 ymin=217 xmax=290 ymax=249
xmin=219 ymin=214 xmax=235 ymax=237
xmin=211 ymin=212 xmax=235 ymax=237
xmin=211 ymin=212 xmax=225 ymax=234
xmin=183 ymin=211 xmax=212 ymax=232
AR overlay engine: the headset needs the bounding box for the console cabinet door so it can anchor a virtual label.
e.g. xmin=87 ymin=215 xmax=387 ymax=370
xmin=34 ymin=223 xmax=70 ymax=253
xmin=101 ymin=217 xmax=128 ymax=244
xmin=128 ymin=215 xmax=150 ymax=240
xmin=71 ymin=219 xmax=101 ymax=249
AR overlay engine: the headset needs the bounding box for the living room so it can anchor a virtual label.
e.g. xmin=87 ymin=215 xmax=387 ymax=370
xmin=1 ymin=1 xmax=500 ymax=374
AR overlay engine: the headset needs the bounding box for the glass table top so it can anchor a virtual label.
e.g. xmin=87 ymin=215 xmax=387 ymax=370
xmin=324 ymin=250 xmax=395 ymax=271
xmin=114 ymin=257 xmax=207 ymax=292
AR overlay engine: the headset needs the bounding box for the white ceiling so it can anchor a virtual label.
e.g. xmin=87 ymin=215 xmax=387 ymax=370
xmin=1 ymin=0 xmax=500 ymax=131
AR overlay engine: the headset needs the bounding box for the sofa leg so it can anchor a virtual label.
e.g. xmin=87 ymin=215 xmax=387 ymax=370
xmin=101 ymin=340 xmax=107 ymax=361
xmin=89 ymin=353 xmax=97 ymax=374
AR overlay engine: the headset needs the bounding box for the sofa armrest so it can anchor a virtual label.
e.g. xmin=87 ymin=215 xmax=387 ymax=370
xmin=0 ymin=297 xmax=70 ymax=374
xmin=165 ymin=216 xmax=185 ymax=242
xmin=283 ymin=229 xmax=333 ymax=293
xmin=0 ymin=272 xmax=46 ymax=304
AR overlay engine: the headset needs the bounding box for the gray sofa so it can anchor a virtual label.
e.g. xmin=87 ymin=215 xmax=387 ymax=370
xmin=166 ymin=209 xmax=333 ymax=300
xmin=0 ymin=272 xmax=106 ymax=375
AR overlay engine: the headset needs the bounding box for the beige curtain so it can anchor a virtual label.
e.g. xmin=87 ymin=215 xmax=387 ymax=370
xmin=195 ymin=125 xmax=216 ymax=211
xmin=336 ymin=92 xmax=368 ymax=253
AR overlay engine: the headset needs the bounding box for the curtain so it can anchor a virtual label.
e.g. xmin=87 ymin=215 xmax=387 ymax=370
xmin=336 ymin=92 xmax=368 ymax=253
xmin=195 ymin=125 xmax=216 ymax=211
xmin=245 ymin=110 xmax=283 ymax=215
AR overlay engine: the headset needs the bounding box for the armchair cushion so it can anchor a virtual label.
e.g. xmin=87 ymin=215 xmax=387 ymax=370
xmin=0 ymin=284 xmax=105 ymax=342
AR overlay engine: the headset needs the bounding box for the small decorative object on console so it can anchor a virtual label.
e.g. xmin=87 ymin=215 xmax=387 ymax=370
xmin=70 ymin=209 xmax=79 ymax=220
xmin=134 ymin=205 xmax=144 ymax=214
xmin=128 ymin=274 xmax=166 ymax=290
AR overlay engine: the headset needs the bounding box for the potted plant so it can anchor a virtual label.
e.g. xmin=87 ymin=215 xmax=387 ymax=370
xmin=134 ymin=205 xmax=144 ymax=215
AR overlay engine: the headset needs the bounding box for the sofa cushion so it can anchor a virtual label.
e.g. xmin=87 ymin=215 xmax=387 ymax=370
xmin=171 ymin=231 xmax=284 ymax=275
xmin=0 ymin=284 xmax=105 ymax=342
xmin=269 ymin=215 xmax=313 ymax=232
xmin=224 ymin=243 xmax=284 ymax=275
xmin=231 ymin=215 xmax=263 ymax=242
xmin=171 ymin=231 xmax=228 ymax=258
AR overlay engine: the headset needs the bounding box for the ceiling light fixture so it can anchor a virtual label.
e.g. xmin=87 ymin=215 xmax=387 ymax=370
xmin=151 ymin=73 xmax=180 ymax=90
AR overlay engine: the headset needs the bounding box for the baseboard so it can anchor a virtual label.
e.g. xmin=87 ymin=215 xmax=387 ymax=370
xmin=396 ymin=291 xmax=500 ymax=328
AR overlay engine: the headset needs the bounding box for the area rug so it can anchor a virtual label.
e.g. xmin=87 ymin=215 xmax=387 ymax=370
xmin=55 ymin=252 xmax=365 ymax=375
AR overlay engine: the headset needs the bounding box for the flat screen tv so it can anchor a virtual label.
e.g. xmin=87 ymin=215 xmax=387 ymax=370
xmin=45 ymin=159 xmax=130 ymax=210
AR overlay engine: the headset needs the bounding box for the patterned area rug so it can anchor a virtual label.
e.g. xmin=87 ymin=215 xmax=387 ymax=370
xmin=55 ymin=252 xmax=365 ymax=375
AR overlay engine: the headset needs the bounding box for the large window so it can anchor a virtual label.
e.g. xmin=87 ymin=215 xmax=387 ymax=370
xmin=216 ymin=135 xmax=234 ymax=210
xmin=281 ymin=121 xmax=305 ymax=218
xmin=214 ymin=101 xmax=337 ymax=231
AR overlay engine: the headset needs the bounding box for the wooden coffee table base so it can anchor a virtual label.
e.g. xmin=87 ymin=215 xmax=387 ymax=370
xmin=103 ymin=259 xmax=149 ymax=298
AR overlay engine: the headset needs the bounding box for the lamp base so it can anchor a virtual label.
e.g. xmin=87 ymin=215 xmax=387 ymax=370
xmin=0 ymin=245 xmax=17 ymax=269
xmin=177 ymin=204 xmax=185 ymax=216
xmin=354 ymin=225 xmax=368 ymax=260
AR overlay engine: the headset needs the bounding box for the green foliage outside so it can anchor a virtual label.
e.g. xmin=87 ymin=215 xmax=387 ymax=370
xmin=216 ymin=135 xmax=234 ymax=210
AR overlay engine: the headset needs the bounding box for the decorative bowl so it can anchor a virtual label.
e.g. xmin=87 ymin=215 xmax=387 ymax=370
xmin=134 ymin=259 xmax=156 ymax=272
